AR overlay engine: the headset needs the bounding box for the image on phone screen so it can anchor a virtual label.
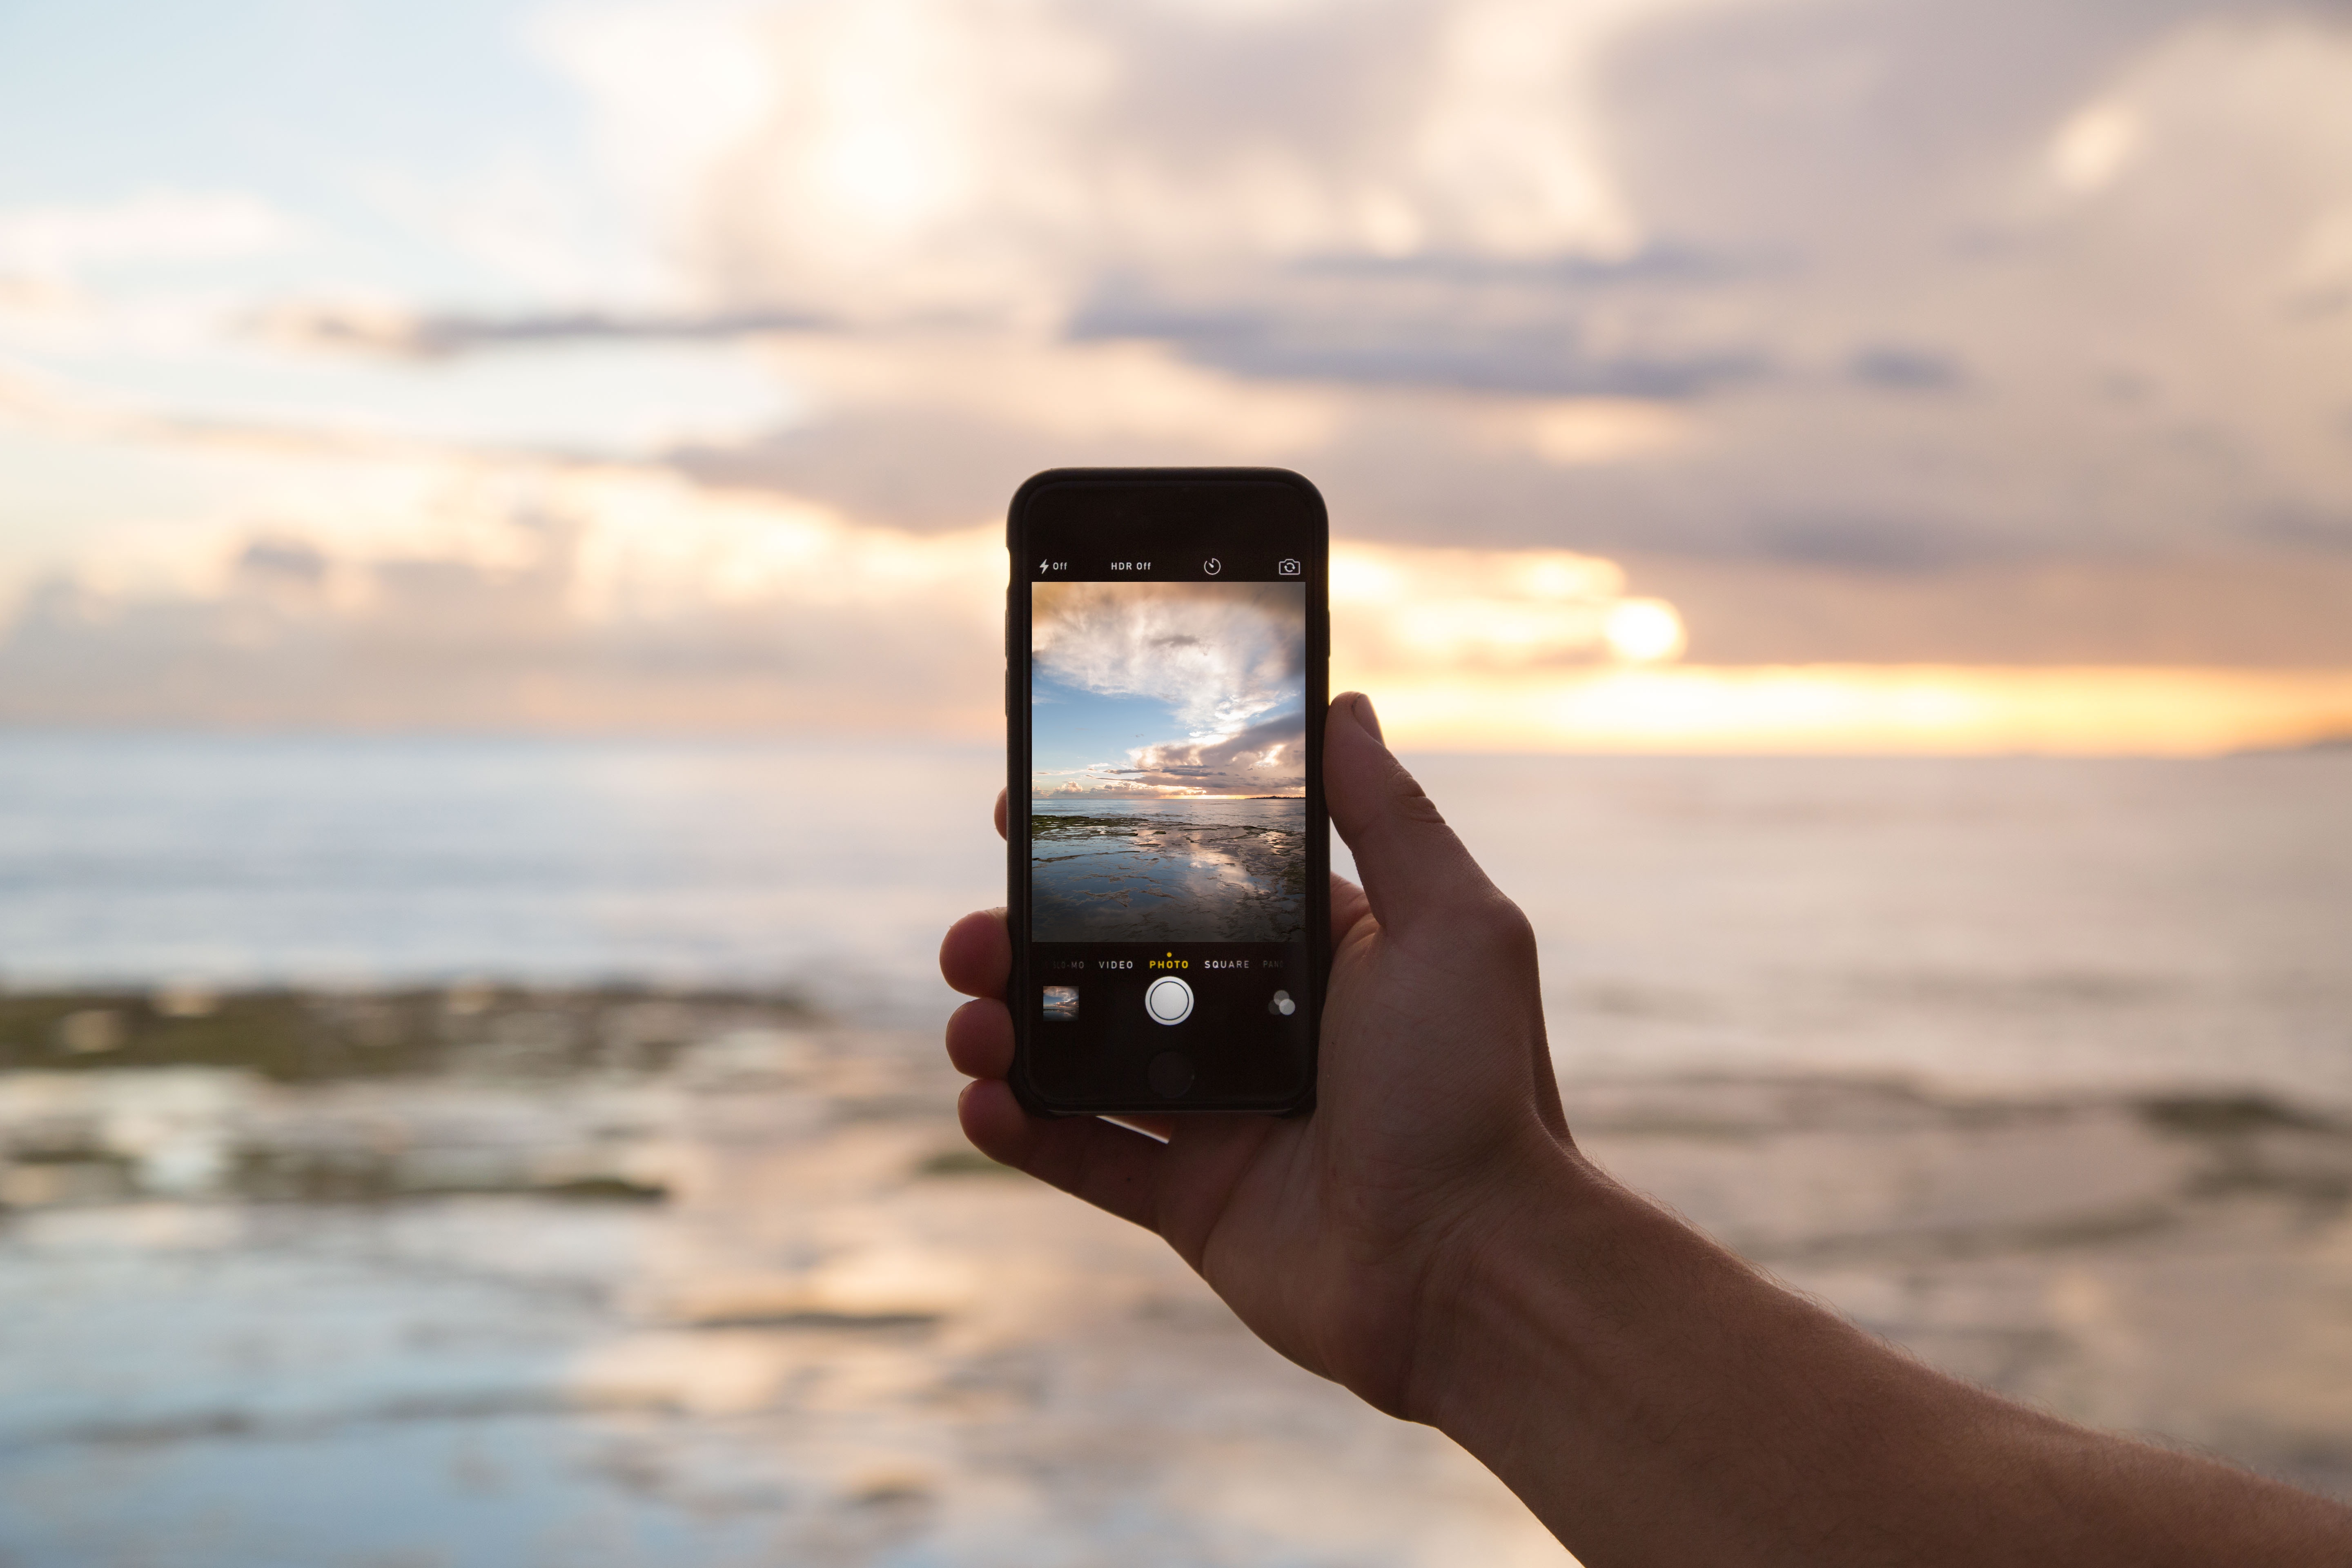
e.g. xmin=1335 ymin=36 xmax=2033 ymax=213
xmin=1029 ymin=578 xmax=1308 ymax=942
xmin=1008 ymin=470 xmax=1328 ymax=1114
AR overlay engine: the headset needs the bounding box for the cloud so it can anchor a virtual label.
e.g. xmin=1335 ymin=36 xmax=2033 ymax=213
xmin=1032 ymin=580 xmax=1305 ymax=733
xmin=16 ymin=0 xmax=2352 ymax=702
xmin=1118 ymin=711 xmax=1309 ymax=795
xmin=7 ymin=470 xmax=2347 ymax=751
xmin=1067 ymin=259 xmax=1773 ymax=397
xmin=0 ymin=470 xmax=1005 ymax=733
xmin=1032 ymin=708 xmax=1309 ymax=797
xmin=534 ymin=0 xmax=1677 ymax=326
xmin=247 ymin=301 xmax=831 ymax=361
xmin=578 ymin=0 xmax=2352 ymax=572
xmin=178 ymin=0 xmax=2352 ymax=584
xmin=1845 ymin=345 xmax=1967 ymax=392
xmin=0 ymin=192 xmax=296 ymax=280
xmin=1612 ymin=547 xmax=2352 ymax=664
xmin=0 ymin=452 xmax=1708 ymax=733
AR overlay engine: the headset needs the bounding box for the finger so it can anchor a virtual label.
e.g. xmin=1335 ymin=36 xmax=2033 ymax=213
xmin=959 ymin=1080 xmax=1169 ymax=1232
xmin=1330 ymin=871 xmax=1373 ymax=947
xmin=1324 ymin=692 xmax=1505 ymax=936
xmin=939 ymin=908 xmax=1011 ymax=1000
xmin=945 ymin=997 xmax=1013 ymax=1079
xmin=993 ymin=789 xmax=1007 ymax=842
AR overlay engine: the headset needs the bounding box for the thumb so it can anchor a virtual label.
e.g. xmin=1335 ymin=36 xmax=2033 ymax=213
xmin=1325 ymin=691 xmax=1507 ymax=937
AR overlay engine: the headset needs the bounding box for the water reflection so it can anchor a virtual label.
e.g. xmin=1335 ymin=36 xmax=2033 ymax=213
xmin=6 ymin=754 xmax=2352 ymax=1560
xmin=7 ymin=995 xmax=2352 ymax=1561
xmin=1029 ymin=799 xmax=1307 ymax=942
xmin=0 ymin=999 xmax=1551 ymax=1568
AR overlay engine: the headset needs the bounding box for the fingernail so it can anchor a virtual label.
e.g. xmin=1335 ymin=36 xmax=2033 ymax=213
xmin=1350 ymin=691 xmax=1385 ymax=744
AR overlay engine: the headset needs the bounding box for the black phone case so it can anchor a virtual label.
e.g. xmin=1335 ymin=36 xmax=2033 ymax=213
xmin=1005 ymin=467 xmax=1330 ymax=1117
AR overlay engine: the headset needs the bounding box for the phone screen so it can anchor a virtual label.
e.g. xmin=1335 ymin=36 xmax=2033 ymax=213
xmin=1007 ymin=470 xmax=1328 ymax=1114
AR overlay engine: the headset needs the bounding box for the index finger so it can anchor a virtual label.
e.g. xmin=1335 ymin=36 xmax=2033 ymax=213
xmin=940 ymin=907 xmax=1011 ymax=1000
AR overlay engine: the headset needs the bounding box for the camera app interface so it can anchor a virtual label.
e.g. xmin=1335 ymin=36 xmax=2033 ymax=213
xmin=1026 ymin=553 xmax=1314 ymax=1095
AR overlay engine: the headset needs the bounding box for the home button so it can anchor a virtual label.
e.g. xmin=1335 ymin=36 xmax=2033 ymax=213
xmin=1148 ymin=1051 xmax=1196 ymax=1099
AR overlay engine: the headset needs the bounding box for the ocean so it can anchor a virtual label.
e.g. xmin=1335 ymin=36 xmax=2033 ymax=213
xmin=0 ymin=731 xmax=1003 ymax=1023
xmin=4 ymin=731 xmax=2351 ymax=1564
xmin=2 ymin=731 xmax=2348 ymax=1099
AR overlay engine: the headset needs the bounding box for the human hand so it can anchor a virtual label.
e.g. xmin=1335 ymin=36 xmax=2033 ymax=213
xmin=940 ymin=690 xmax=1585 ymax=1417
xmin=947 ymin=692 xmax=2352 ymax=1566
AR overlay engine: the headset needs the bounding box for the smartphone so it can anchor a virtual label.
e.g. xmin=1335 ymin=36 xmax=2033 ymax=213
xmin=1006 ymin=468 xmax=1330 ymax=1116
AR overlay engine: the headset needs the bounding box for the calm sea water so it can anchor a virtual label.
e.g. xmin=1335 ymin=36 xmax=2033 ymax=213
xmin=0 ymin=733 xmax=1003 ymax=1024
xmin=2 ymin=733 xmax=2349 ymax=1566
xmin=1029 ymin=796 xmax=1307 ymax=942
xmin=3 ymin=732 xmax=2348 ymax=1099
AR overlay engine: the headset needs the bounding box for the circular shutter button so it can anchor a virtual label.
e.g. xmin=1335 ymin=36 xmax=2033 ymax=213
xmin=1144 ymin=975 xmax=1194 ymax=1025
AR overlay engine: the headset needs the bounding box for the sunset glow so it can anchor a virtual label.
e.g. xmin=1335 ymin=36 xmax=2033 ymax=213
xmin=5 ymin=0 xmax=2351 ymax=753
xmin=1359 ymin=666 xmax=2352 ymax=756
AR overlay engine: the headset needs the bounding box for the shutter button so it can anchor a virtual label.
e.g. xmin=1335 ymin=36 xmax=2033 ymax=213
xmin=1144 ymin=976 xmax=1193 ymax=1025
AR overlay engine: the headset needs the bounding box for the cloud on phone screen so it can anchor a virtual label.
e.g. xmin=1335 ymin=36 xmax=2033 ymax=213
xmin=1031 ymin=581 xmax=1306 ymax=796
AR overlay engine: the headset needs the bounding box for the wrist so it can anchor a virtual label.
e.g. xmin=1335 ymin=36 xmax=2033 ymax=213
xmin=1396 ymin=1129 xmax=1634 ymax=1434
xmin=1398 ymin=1136 xmax=2052 ymax=1563
xmin=1397 ymin=1133 xmax=1853 ymax=1560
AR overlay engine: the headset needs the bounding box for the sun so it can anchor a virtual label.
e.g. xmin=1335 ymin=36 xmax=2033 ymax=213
xmin=1603 ymin=598 xmax=1687 ymax=664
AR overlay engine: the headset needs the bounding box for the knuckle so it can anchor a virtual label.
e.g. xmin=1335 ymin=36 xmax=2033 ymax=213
xmin=1383 ymin=762 xmax=1448 ymax=828
xmin=1466 ymin=894 xmax=1538 ymax=957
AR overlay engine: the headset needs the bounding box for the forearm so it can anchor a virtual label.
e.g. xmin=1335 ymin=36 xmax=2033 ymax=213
xmin=1412 ymin=1145 xmax=2352 ymax=1567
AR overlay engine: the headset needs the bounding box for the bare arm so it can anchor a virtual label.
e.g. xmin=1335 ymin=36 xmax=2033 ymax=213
xmin=1416 ymin=1137 xmax=2350 ymax=1564
xmin=942 ymin=691 xmax=2352 ymax=1566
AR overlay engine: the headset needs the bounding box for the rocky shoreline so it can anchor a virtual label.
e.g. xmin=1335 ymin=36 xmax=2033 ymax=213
xmin=1029 ymin=808 xmax=1308 ymax=942
xmin=3 ymin=992 xmax=2350 ymax=1563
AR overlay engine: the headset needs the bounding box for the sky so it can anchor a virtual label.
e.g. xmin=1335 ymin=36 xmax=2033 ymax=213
xmin=4 ymin=0 xmax=2352 ymax=750
xmin=1031 ymin=580 xmax=1307 ymax=797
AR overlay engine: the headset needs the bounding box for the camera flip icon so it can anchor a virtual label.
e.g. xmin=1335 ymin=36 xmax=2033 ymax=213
xmin=1278 ymin=558 xmax=1301 ymax=577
